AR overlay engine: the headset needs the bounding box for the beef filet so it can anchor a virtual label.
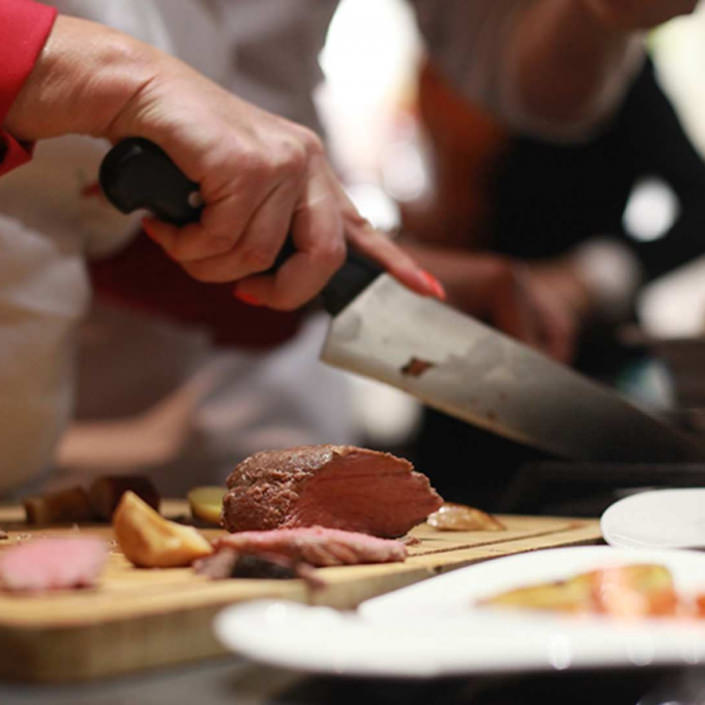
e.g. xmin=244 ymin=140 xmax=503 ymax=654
xmin=0 ymin=537 xmax=108 ymax=592
xmin=214 ymin=526 xmax=407 ymax=566
xmin=222 ymin=445 xmax=442 ymax=537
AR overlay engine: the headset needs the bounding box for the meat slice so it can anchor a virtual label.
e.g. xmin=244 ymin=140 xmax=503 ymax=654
xmin=223 ymin=445 xmax=442 ymax=537
xmin=214 ymin=526 xmax=407 ymax=567
xmin=194 ymin=549 xmax=327 ymax=589
xmin=0 ymin=537 xmax=108 ymax=592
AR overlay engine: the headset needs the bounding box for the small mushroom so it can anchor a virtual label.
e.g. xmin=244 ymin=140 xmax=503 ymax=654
xmin=427 ymin=503 xmax=505 ymax=531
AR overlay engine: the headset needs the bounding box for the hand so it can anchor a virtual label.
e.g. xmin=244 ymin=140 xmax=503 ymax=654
xmin=581 ymin=0 xmax=696 ymax=30
xmin=107 ymin=33 xmax=435 ymax=310
xmin=401 ymin=246 xmax=586 ymax=363
xmin=6 ymin=16 xmax=437 ymax=311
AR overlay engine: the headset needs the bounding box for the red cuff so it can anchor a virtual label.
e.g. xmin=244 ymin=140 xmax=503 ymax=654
xmin=0 ymin=0 xmax=57 ymax=174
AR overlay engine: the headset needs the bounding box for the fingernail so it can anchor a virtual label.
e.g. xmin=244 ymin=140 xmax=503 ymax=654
xmin=421 ymin=270 xmax=446 ymax=301
xmin=234 ymin=289 xmax=261 ymax=306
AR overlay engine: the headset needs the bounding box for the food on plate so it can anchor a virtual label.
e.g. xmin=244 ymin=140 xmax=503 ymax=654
xmin=0 ymin=528 xmax=7 ymax=540
xmin=222 ymin=445 xmax=442 ymax=537
xmin=23 ymin=486 xmax=93 ymax=525
xmin=113 ymin=491 xmax=212 ymax=568
xmin=188 ymin=486 xmax=226 ymax=525
xmin=480 ymin=564 xmax=681 ymax=617
xmin=88 ymin=475 xmax=160 ymax=521
xmin=214 ymin=526 xmax=407 ymax=567
xmin=0 ymin=537 xmax=108 ymax=592
xmin=427 ymin=503 xmax=505 ymax=531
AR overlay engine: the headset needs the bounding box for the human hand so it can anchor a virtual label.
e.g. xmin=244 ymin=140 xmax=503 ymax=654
xmin=6 ymin=16 xmax=437 ymax=311
xmin=580 ymin=0 xmax=696 ymax=30
xmin=106 ymin=38 xmax=434 ymax=310
xmin=401 ymin=246 xmax=586 ymax=363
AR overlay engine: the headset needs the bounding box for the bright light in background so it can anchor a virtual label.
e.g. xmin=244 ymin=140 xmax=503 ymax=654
xmin=652 ymin=5 xmax=705 ymax=159
xmin=345 ymin=183 xmax=401 ymax=232
xmin=622 ymin=176 xmax=680 ymax=242
xmin=319 ymin=0 xmax=421 ymax=108
xmin=316 ymin=0 xmax=430 ymax=200
xmin=639 ymin=254 xmax=705 ymax=338
xmin=318 ymin=0 xmax=425 ymax=445
xmin=635 ymin=10 xmax=705 ymax=338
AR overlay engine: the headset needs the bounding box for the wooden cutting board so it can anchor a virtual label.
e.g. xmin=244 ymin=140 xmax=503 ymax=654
xmin=0 ymin=502 xmax=601 ymax=682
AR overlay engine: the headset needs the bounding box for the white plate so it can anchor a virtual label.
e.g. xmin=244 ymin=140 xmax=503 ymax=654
xmin=214 ymin=546 xmax=705 ymax=678
xmin=601 ymin=488 xmax=705 ymax=549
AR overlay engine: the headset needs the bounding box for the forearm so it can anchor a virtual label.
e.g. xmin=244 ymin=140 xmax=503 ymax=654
xmin=505 ymin=0 xmax=640 ymax=132
xmin=5 ymin=15 xmax=159 ymax=142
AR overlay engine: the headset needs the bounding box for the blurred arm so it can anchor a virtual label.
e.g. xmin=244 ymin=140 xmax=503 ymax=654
xmin=413 ymin=0 xmax=695 ymax=139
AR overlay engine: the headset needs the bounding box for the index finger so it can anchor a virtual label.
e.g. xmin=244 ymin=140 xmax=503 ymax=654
xmin=232 ymin=155 xmax=346 ymax=310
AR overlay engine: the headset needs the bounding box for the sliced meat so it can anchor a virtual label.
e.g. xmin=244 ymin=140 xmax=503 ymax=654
xmin=194 ymin=548 xmax=326 ymax=589
xmin=223 ymin=445 xmax=442 ymax=537
xmin=193 ymin=548 xmax=241 ymax=580
xmin=0 ymin=537 xmax=108 ymax=592
xmin=214 ymin=526 xmax=407 ymax=567
xmin=195 ymin=549 xmax=297 ymax=580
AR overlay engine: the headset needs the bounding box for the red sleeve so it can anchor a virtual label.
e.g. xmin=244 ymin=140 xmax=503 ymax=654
xmin=0 ymin=0 xmax=57 ymax=176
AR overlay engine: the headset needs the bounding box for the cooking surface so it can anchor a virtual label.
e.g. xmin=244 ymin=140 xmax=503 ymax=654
xmin=0 ymin=501 xmax=600 ymax=682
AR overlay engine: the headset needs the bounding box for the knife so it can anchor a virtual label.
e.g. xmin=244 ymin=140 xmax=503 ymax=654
xmin=99 ymin=138 xmax=705 ymax=462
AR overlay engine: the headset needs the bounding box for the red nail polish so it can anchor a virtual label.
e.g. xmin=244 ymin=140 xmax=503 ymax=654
xmin=422 ymin=270 xmax=446 ymax=301
xmin=234 ymin=290 xmax=261 ymax=306
xmin=141 ymin=218 xmax=154 ymax=237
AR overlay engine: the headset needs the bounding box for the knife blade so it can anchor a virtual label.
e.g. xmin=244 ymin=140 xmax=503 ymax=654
xmin=321 ymin=274 xmax=705 ymax=461
xmin=99 ymin=138 xmax=705 ymax=462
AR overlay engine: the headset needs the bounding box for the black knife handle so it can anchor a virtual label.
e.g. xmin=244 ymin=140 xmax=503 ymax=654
xmin=99 ymin=137 xmax=201 ymax=225
xmin=99 ymin=137 xmax=381 ymax=315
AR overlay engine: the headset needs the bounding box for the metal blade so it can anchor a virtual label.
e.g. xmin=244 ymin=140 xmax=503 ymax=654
xmin=320 ymin=275 xmax=705 ymax=462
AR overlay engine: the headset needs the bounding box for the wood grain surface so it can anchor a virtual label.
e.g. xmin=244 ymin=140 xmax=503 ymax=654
xmin=0 ymin=502 xmax=602 ymax=682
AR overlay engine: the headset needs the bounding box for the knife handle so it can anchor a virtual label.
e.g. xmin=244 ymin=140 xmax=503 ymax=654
xmin=99 ymin=137 xmax=381 ymax=315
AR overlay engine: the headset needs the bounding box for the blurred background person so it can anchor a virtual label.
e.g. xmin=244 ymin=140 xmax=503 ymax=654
xmin=404 ymin=54 xmax=705 ymax=507
xmin=317 ymin=1 xmax=705 ymax=507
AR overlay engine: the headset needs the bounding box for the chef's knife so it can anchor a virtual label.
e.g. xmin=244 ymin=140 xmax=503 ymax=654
xmin=99 ymin=138 xmax=705 ymax=462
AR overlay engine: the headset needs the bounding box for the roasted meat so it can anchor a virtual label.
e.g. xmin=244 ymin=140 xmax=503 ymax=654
xmin=214 ymin=526 xmax=407 ymax=567
xmin=0 ymin=537 xmax=108 ymax=592
xmin=222 ymin=445 xmax=442 ymax=537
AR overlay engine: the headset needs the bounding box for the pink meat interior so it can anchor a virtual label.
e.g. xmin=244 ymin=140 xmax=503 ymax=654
xmin=283 ymin=450 xmax=442 ymax=537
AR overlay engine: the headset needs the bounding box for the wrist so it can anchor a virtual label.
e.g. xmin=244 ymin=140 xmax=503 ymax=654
xmin=5 ymin=16 xmax=160 ymax=142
